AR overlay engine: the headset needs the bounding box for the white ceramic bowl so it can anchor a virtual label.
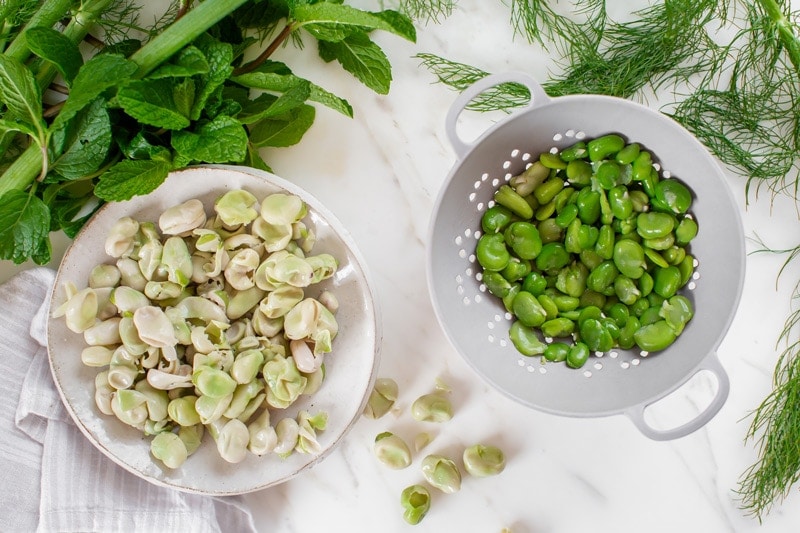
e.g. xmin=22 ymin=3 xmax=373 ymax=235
xmin=46 ymin=165 xmax=381 ymax=495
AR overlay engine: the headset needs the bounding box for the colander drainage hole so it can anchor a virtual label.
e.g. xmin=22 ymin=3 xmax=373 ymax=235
xmin=503 ymin=160 xmax=511 ymax=169
xmin=454 ymin=236 xmax=463 ymax=245
xmin=511 ymin=149 xmax=520 ymax=157
xmin=553 ymin=133 xmax=563 ymax=141
xmin=566 ymin=129 xmax=575 ymax=137
xmin=583 ymin=371 xmax=592 ymax=378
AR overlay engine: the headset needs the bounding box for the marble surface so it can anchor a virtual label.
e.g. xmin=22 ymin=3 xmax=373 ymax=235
xmin=4 ymin=1 xmax=800 ymax=531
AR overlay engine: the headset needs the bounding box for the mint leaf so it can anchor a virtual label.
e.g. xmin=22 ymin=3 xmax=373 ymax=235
xmin=0 ymin=118 xmax=38 ymax=138
xmin=148 ymin=46 xmax=210 ymax=79
xmin=173 ymin=78 xmax=196 ymax=119
xmin=191 ymin=39 xmax=234 ymax=120
xmin=0 ymin=55 xmax=44 ymax=138
xmin=318 ymin=32 xmax=391 ymax=94
xmin=238 ymin=80 xmax=311 ymax=124
xmin=117 ymin=78 xmax=191 ymax=130
xmin=292 ymin=4 xmax=416 ymax=42
xmin=95 ymin=159 xmax=172 ymax=201
xmin=0 ymin=190 xmax=50 ymax=265
xmin=231 ymin=64 xmax=353 ymax=117
xmin=25 ymin=27 xmax=83 ymax=85
xmin=171 ymin=115 xmax=248 ymax=163
xmin=249 ymin=104 xmax=315 ymax=148
xmin=244 ymin=143 xmax=272 ymax=172
xmin=53 ymin=54 xmax=137 ymax=131
xmin=49 ymin=98 xmax=112 ymax=181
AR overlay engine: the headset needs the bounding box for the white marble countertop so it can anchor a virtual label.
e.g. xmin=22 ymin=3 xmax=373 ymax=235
xmin=4 ymin=1 xmax=800 ymax=531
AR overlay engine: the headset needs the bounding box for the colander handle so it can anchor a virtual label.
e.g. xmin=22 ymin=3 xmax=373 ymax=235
xmin=624 ymin=353 xmax=730 ymax=441
xmin=445 ymin=72 xmax=550 ymax=159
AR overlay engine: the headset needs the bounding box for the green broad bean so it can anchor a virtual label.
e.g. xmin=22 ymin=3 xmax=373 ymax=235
xmin=560 ymin=141 xmax=588 ymax=161
xmin=501 ymin=258 xmax=531 ymax=282
xmin=481 ymin=205 xmax=514 ymax=234
xmin=512 ymin=292 xmax=547 ymax=328
xmin=640 ymin=167 xmax=659 ymax=197
xmin=554 ymin=187 xmax=576 ymax=212
xmin=599 ymin=189 xmax=614 ymax=225
xmin=678 ymin=254 xmax=695 ymax=286
xmin=476 ymin=233 xmax=510 ymax=271
xmin=615 ymin=143 xmax=641 ymax=165
xmin=544 ymin=342 xmax=570 ymax=362
xmin=535 ymin=178 xmax=566 ymax=205
xmin=556 ymin=204 xmax=580 ymax=229
xmin=662 ymin=246 xmax=686 ymax=266
xmin=613 ymin=239 xmax=646 ymax=279
xmin=540 ymin=152 xmax=568 ymax=170
xmin=647 ymin=292 xmax=665 ymax=307
xmin=522 ymin=271 xmax=547 ymax=295
xmin=595 ymin=224 xmax=615 ymax=259
xmin=614 ymin=275 xmax=641 ymax=306
xmin=618 ymin=316 xmax=641 ymax=349
xmin=631 ymin=298 xmax=650 ymax=317
xmin=601 ymin=317 xmax=621 ymax=340
xmin=631 ymin=151 xmax=652 ymax=180
xmin=587 ymin=134 xmax=625 ymax=162
xmin=400 ymin=485 xmax=431 ymax=525
xmin=643 ymin=247 xmax=669 ymax=268
xmin=509 ymin=320 xmax=547 ymax=356
xmin=551 ymin=294 xmax=581 ymax=312
xmin=644 ymin=234 xmax=675 ymax=251
xmin=502 ymin=284 xmax=521 ymax=313
xmin=613 ymin=217 xmax=637 ymax=236
xmin=579 ymin=249 xmax=604 ymax=270
xmin=535 ymin=201 xmax=556 ymax=221
xmin=636 ymin=212 xmax=675 ymax=239
xmin=537 ymin=218 xmax=564 ymax=243
xmin=578 ymin=225 xmax=600 ymax=250
xmin=566 ymin=160 xmax=593 ymax=186
xmin=596 ymin=161 xmax=621 ymax=189
xmin=607 ymin=302 xmax=630 ymax=327
xmin=556 ymin=262 xmax=589 ymax=298
xmin=634 ymin=320 xmax=677 ymax=351
xmin=537 ymin=294 xmax=559 ymax=319
xmin=577 ymin=305 xmax=603 ymax=326
xmin=504 ymin=222 xmax=542 ymax=260
xmin=587 ymin=261 xmax=619 ymax=293
xmin=579 ymin=289 xmax=606 ymax=310
xmin=639 ymin=305 xmax=662 ymax=326
xmin=629 ymin=190 xmax=650 ymax=212
xmin=565 ymin=219 xmax=582 ymax=253
xmin=463 ymin=444 xmax=506 ymax=477
xmin=675 ymin=217 xmax=698 ymax=245
xmin=421 ymin=455 xmax=462 ymax=494
xmin=608 ymin=185 xmax=633 ymax=220
xmin=536 ymin=243 xmax=571 ymax=272
xmin=660 ymin=294 xmax=694 ymax=334
xmin=655 ymin=179 xmax=693 ymax=214
xmin=580 ymin=318 xmax=614 ymax=352
xmin=495 ymin=184 xmax=534 ymax=218
xmin=576 ymin=188 xmax=601 ymax=225
xmin=653 ymin=266 xmax=682 ymax=298
xmin=638 ymin=271 xmax=654 ymax=297
xmin=510 ymin=161 xmax=550 ymax=196
xmin=483 ymin=271 xmax=512 ymax=298
xmin=541 ymin=317 xmax=575 ymax=338
xmin=566 ymin=342 xmax=591 ymax=368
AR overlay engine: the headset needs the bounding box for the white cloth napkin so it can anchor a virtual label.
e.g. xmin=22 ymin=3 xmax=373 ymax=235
xmin=0 ymin=268 xmax=257 ymax=533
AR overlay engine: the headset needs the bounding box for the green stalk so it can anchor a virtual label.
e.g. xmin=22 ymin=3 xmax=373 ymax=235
xmin=5 ymin=0 xmax=76 ymax=62
xmin=757 ymin=0 xmax=800 ymax=76
xmin=129 ymin=0 xmax=249 ymax=77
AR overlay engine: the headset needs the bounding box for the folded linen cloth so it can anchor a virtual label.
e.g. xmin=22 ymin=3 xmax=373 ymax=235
xmin=0 ymin=268 xmax=257 ymax=533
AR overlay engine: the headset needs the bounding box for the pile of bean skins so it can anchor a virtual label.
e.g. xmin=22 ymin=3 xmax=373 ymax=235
xmin=475 ymin=135 xmax=698 ymax=369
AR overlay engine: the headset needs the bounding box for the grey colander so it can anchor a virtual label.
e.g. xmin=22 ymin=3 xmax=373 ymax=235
xmin=426 ymin=72 xmax=745 ymax=440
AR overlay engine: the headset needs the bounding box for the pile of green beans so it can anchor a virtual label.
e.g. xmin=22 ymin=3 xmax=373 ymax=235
xmin=475 ymin=134 xmax=698 ymax=368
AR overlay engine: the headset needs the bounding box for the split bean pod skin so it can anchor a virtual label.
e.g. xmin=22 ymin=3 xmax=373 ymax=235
xmin=477 ymin=135 xmax=699 ymax=368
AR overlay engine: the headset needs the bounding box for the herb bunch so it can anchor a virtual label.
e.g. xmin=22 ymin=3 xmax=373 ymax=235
xmin=412 ymin=0 xmax=800 ymax=521
xmin=0 ymin=0 xmax=416 ymax=265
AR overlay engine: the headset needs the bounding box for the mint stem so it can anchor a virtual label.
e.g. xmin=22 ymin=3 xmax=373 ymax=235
xmin=233 ymin=24 xmax=294 ymax=76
